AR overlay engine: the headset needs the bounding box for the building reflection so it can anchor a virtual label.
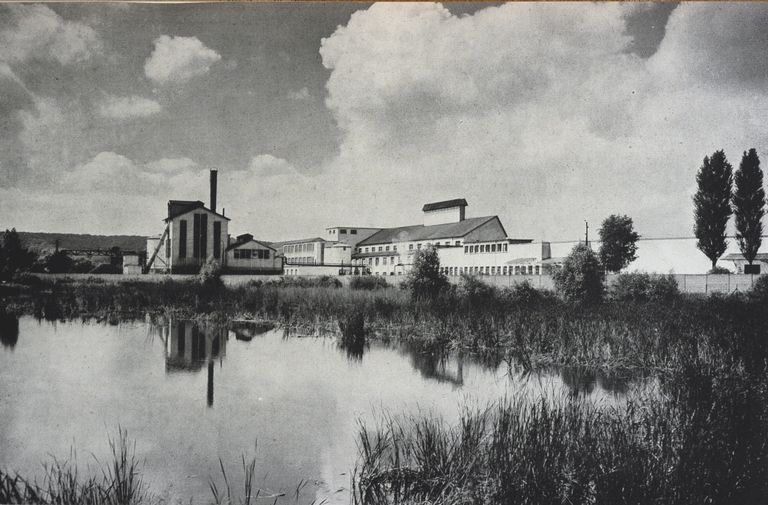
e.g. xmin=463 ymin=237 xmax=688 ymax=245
xmin=154 ymin=318 xmax=227 ymax=407
xmin=0 ymin=310 xmax=19 ymax=349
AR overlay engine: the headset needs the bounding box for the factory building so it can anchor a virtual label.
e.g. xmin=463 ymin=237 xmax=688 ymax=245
xmin=225 ymin=234 xmax=281 ymax=274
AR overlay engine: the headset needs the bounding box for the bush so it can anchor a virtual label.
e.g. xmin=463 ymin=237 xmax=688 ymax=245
xmin=404 ymin=245 xmax=449 ymax=300
xmin=502 ymin=280 xmax=546 ymax=307
xmin=709 ymin=265 xmax=731 ymax=274
xmin=553 ymin=243 xmax=605 ymax=305
xmin=349 ymin=275 xmax=388 ymax=290
xmin=198 ymin=258 xmax=223 ymax=290
xmin=748 ymin=275 xmax=768 ymax=303
xmin=612 ymin=272 xmax=679 ymax=303
xmin=458 ymin=273 xmax=497 ymax=308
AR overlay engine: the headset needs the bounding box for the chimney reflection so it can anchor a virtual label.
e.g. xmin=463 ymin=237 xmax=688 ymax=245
xmin=162 ymin=319 xmax=227 ymax=407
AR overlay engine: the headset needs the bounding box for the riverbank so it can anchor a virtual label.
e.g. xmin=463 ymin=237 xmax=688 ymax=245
xmin=2 ymin=274 xmax=767 ymax=371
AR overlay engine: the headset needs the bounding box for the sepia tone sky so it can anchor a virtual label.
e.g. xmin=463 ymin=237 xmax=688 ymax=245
xmin=1 ymin=2 xmax=766 ymax=243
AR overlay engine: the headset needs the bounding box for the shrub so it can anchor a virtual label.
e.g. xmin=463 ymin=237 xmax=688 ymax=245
xmin=404 ymin=245 xmax=449 ymax=300
xmin=748 ymin=275 xmax=768 ymax=303
xmin=611 ymin=273 xmax=680 ymax=303
xmin=553 ymin=243 xmax=604 ymax=305
xmin=709 ymin=265 xmax=731 ymax=274
xmin=349 ymin=275 xmax=388 ymax=290
xmin=503 ymin=280 xmax=544 ymax=307
xmin=198 ymin=258 xmax=223 ymax=290
xmin=458 ymin=273 xmax=496 ymax=307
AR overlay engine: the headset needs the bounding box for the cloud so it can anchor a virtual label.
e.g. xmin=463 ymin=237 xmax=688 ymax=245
xmin=247 ymin=154 xmax=296 ymax=177
xmin=0 ymin=4 xmax=101 ymax=65
xmin=287 ymin=87 xmax=312 ymax=101
xmin=98 ymin=95 xmax=161 ymax=120
xmin=314 ymin=2 xmax=768 ymax=245
xmin=144 ymin=35 xmax=221 ymax=85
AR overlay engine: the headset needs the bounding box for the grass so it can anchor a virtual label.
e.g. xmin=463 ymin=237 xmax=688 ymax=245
xmin=0 ymin=429 xmax=147 ymax=505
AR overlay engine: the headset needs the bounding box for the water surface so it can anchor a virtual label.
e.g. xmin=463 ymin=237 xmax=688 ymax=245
xmin=0 ymin=316 xmax=638 ymax=503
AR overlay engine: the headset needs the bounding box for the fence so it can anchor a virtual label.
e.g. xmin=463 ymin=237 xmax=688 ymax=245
xmin=447 ymin=273 xmax=763 ymax=294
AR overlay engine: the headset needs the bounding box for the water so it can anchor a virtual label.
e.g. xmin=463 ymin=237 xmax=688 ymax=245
xmin=0 ymin=316 xmax=640 ymax=504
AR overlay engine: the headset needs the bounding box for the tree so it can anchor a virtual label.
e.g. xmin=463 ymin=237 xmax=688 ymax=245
xmin=693 ymin=150 xmax=733 ymax=270
xmin=553 ymin=243 xmax=604 ymax=305
xmin=598 ymin=214 xmax=640 ymax=272
xmin=405 ymin=245 xmax=449 ymax=300
xmin=732 ymin=148 xmax=765 ymax=267
xmin=0 ymin=229 xmax=36 ymax=280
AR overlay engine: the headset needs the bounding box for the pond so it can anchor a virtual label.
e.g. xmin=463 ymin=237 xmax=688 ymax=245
xmin=0 ymin=316 xmax=644 ymax=504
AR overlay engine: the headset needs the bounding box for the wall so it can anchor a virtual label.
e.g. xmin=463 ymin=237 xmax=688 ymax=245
xmin=169 ymin=210 xmax=228 ymax=272
xmin=226 ymin=242 xmax=281 ymax=272
xmin=423 ymin=206 xmax=463 ymax=226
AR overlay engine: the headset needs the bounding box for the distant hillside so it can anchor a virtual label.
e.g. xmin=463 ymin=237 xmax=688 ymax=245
xmin=15 ymin=232 xmax=147 ymax=254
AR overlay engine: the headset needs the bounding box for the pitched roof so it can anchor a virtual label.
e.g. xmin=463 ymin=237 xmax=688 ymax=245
xmin=267 ymin=237 xmax=326 ymax=248
xmin=356 ymin=216 xmax=498 ymax=246
xmin=226 ymin=237 xmax=275 ymax=252
xmin=422 ymin=198 xmax=468 ymax=212
xmin=723 ymin=252 xmax=768 ymax=261
xmin=164 ymin=200 xmax=230 ymax=222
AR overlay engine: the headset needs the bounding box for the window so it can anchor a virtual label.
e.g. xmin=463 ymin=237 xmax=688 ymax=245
xmin=385 ymin=246 xmax=390 ymax=251
xmin=535 ymin=265 xmax=540 ymax=275
xmin=200 ymin=214 xmax=208 ymax=258
xmin=409 ymin=244 xmax=414 ymax=250
xmin=503 ymin=244 xmax=508 ymax=252
xmin=213 ymin=221 xmax=221 ymax=259
xmin=464 ymin=246 xmax=468 ymax=253
xmin=417 ymin=243 xmax=422 ymax=250
xmin=503 ymin=266 xmax=508 ymax=275
xmin=265 ymin=250 xmax=270 ymax=259
xmin=375 ymin=258 xmax=379 ymax=266
xmin=485 ymin=266 xmax=490 ymax=275
xmin=390 ymin=256 xmax=395 ymax=264
xmin=382 ymin=258 xmax=387 ymax=265
xmin=455 ymin=241 xmax=461 ymax=246
xmin=393 ymin=245 xmax=397 ymax=251
xmin=340 ymin=229 xmax=347 ymax=234
xmin=491 ymin=266 xmax=496 ymax=274
xmin=351 ymin=229 xmax=357 ymax=235
xmin=193 ymin=214 xmax=201 ymax=258
xmin=491 ymin=244 xmax=496 ymax=253
xmin=445 ymin=241 xmax=450 ymax=246
xmin=179 ymin=220 xmax=187 ymax=258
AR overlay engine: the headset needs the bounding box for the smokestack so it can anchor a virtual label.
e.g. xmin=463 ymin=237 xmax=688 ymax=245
xmin=210 ymin=169 xmax=217 ymax=213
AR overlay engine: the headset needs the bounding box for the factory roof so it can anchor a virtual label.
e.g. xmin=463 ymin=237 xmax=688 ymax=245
xmin=356 ymin=216 xmax=501 ymax=246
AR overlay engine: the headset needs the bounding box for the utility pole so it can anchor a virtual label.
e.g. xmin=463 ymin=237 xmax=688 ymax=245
xmin=584 ymin=221 xmax=589 ymax=247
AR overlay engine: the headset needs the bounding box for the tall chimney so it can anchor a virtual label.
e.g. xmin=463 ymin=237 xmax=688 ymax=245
xmin=210 ymin=169 xmax=217 ymax=213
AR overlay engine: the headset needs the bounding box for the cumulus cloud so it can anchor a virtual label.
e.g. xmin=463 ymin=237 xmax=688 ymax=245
xmin=314 ymin=2 xmax=768 ymax=244
xmin=144 ymin=35 xmax=221 ymax=84
xmin=0 ymin=4 xmax=101 ymax=65
xmin=98 ymin=95 xmax=161 ymax=120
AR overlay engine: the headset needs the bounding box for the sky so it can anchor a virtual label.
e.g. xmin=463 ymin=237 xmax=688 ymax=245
xmin=2 ymin=2 xmax=768 ymax=250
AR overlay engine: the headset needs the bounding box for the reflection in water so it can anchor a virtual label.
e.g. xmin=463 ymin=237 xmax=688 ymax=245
xmin=558 ymin=366 xmax=638 ymax=396
xmin=398 ymin=343 xmax=464 ymax=387
xmin=230 ymin=320 xmax=275 ymax=341
xmin=0 ymin=310 xmax=19 ymax=349
xmin=153 ymin=319 xmax=227 ymax=407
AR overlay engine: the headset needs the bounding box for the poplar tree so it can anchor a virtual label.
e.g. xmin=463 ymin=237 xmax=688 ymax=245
xmin=732 ymin=148 xmax=765 ymax=266
xmin=693 ymin=150 xmax=733 ymax=270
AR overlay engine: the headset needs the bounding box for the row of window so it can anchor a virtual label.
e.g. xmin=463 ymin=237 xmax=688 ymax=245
xmin=286 ymin=257 xmax=317 ymax=265
xmin=464 ymin=243 xmax=508 ymax=254
xmin=354 ymin=256 xmax=398 ymax=266
xmin=233 ymin=248 xmax=271 ymax=260
xmin=356 ymin=240 xmax=463 ymax=254
xmin=284 ymin=243 xmax=315 ymax=254
xmin=329 ymin=228 xmax=358 ymax=235
xmin=441 ymin=265 xmax=540 ymax=276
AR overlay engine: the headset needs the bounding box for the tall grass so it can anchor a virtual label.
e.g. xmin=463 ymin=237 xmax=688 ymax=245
xmin=0 ymin=429 xmax=147 ymax=505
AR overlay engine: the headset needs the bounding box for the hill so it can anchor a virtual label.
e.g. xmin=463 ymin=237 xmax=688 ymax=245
xmin=13 ymin=231 xmax=148 ymax=254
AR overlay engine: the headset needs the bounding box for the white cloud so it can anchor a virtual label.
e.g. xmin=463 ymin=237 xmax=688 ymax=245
xmin=0 ymin=4 xmax=101 ymax=65
xmin=314 ymin=2 xmax=768 ymax=245
xmin=287 ymin=87 xmax=312 ymax=101
xmin=98 ymin=95 xmax=162 ymax=120
xmin=144 ymin=35 xmax=221 ymax=85
xmin=247 ymin=154 xmax=296 ymax=177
